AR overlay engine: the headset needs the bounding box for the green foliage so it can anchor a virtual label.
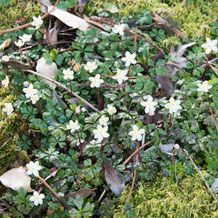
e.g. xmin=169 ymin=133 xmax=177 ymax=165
xmin=114 ymin=173 xmax=218 ymax=217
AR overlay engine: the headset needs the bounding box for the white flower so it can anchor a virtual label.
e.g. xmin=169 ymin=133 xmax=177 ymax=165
xmin=99 ymin=115 xmax=109 ymax=126
xmin=31 ymin=94 xmax=39 ymax=104
xmin=89 ymin=74 xmax=104 ymax=88
xmin=84 ymin=61 xmax=97 ymax=73
xmin=140 ymin=95 xmax=157 ymax=116
xmin=15 ymin=39 xmax=24 ymax=48
xmin=19 ymin=34 xmax=32 ymax=43
xmin=129 ymin=125 xmax=145 ymax=141
xmin=93 ymin=125 xmax=109 ymax=142
xmin=107 ymin=105 xmax=117 ymax=115
xmin=30 ymin=191 xmax=45 ymax=206
xmin=23 ymin=84 xmax=38 ymax=98
xmin=31 ymin=16 xmax=43 ymax=30
xmin=1 ymin=55 xmax=9 ymax=62
xmin=63 ymin=68 xmax=74 ymax=80
xmin=26 ymin=161 xmax=42 ymax=177
xmin=2 ymin=103 xmax=13 ymax=115
xmin=112 ymin=24 xmax=126 ymax=36
xmin=1 ymin=75 xmax=9 ymax=88
xmin=165 ymin=97 xmax=182 ymax=114
xmin=112 ymin=69 xmax=128 ymax=84
xmin=66 ymin=120 xmax=80 ymax=133
xmin=81 ymin=107 xmax=86 ymax=112
xmin=197 ymin=81 xmax=212 ymax=93
xmin=201 ymin=38 xmax=217 ymax=54
xmin=121 ymin=51 xmax=137 ymax=66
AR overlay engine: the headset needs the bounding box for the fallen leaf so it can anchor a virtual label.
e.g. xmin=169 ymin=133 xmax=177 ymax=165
xmin=7 ymin=60 xmax=30 ymax=70
xmin=159 ymin=144 xmax=175 ymax=156
xmin=105 ymin=166 xmax=125 ymax=195
xmin=156 ymin=75 xmax=175 ymax=96
xmin=0 ymin=38 xmax=11 ymax=50
xmin=65 ymin=188 xmax=96 ymax=199
xmin=52 ymin=90 xmax=68 ymax=108
xmin=36 ymin=57 xmax=57 ymax=89
xmin=0 ymin=166 xmax=33 ymax=192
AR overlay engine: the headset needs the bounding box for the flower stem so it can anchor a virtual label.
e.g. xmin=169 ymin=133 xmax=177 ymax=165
xmin=14 ymin=110 xmax=29 ymax=129
xmin=101 ymin=139 xmax=104 ymax=155
xmin=202 ymin=53 xmax=210 ymax=79
xmin=38 ymin=176 xmax=71 ymax=211
xmin=42 ymin=23 xmax=52 ymax=47
xmin=69 ymin=80 xmax=73 ymax=94
xmin=146 ymin=113 xmax=151 ymax=141
xmin=97 ymin=87 xmax=100 ymax=107
xmin=123 ymin=82 xmax=127 ymax=107
xmin=19 ymin=48 xmax=22 ymax=63
xmin=120 ymin=35 xmax=124 ymax=57
xmin=76 ymin=130 xmax=83 ymax=160
xmin=24 ymin=42 xmax=31 ymax=66
xmin=127 ymin=65 xmax=131 ymax=78
xmin=36 ymin=102 xmax=43 ymax=117
xmin=6 ymin=63 xmax=9 ymax=75
xmin=169 ymin=113 xmax=172 ymax=127
xmin=200 ymin=92 xmax=205 ymax=108
xmin=10 ymin=82 xmax=20 ymax=95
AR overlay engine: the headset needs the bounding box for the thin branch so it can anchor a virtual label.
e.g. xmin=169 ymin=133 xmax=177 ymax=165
xmin=209 ymin=107 xmax=218 ymax=131
xmin=25 ymin=70 xmax=100 ymax=113
xmin=38 ymin=176 xmax=71 ymax=211
xmin=183 ymin=149 xmax=217 ymax=204
xmin=123 ymin=141 xmax=152 ymax=165
xmin=0 ymin=0 xmax=60 ymax=35
xmin=120 ymin=169 xmax=137 ymax=214
xmin=134 ymin=27 xmax=138 ymax=53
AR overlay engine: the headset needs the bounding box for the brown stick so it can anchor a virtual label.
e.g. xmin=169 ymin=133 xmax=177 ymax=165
xmin=123 ymin=141 xmax=152 ymax=165
xmin=134 ymin=27 xmax=138 ymax=53
xmin=76 ymin=130 xmax=83 ymax=160
xmin=38 ymin=176 xmax=71 ymax=211
xmin=25 ymin=70 xmax=100 ymax=113
xmin=183 ymin=149 xmax=217 ymax=204
xmin=209 ymin=107 xmax=218 ymax=131
xmin=0 ymin=0 xmax=60 ymax=35
xmin=200 ymin=92 xmax=205 ymax=108
xmin=120 ymin=169 xmax=137 ymax=214
xmin=24 ymin=42 xmax=31 ymax=66
xmin=14 ymin=111 xmax=29 ymax=129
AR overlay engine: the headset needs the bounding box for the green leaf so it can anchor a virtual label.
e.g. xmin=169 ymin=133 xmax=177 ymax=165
xmin=104 ymin=3 xmax=119 ymax=13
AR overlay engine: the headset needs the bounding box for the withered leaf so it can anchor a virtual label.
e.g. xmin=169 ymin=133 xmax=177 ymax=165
xmin=105 ymin=166 xmax=125 ymax=195
xmin=65 ymin=188 xmax=96 ymax=199
xmin=0 ymin=38 xmax=11 ymax=50
xmin=7 ymin=60 xmax=30 ymax=70
xmin=156 ymin=75 xmax=175 ymax=96
xmin=0 ymin=166 xmax=33 ymax=192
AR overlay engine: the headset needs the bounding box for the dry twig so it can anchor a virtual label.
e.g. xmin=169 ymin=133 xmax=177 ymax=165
xmin=25 ymin=70 xmax=100 ymax=113
xmin=183 ymin=149 xmax=217 ymax=204
xmin=209 ymin=107 xmax=218 ymax=131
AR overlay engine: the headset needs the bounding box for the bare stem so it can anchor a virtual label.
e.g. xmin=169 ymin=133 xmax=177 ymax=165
xmin=42 ymin=23 xmax=52 ymax=47
xmin=127 ymin=65 xmax=131 ymax=78
xmin=36 ymin=102 xmax=43 ymax=117
xmin=123 ymin=82 xmax=127 ymax=107
xmin=19 ymin=48 xmax=22 ymax=63
xmin=76 ymin=130 xmax=83 ymax=160
xmin=169 ymin=113 xmax=172 ymax=127
xmin=38 ymin=176 xmax=71 ymax=211
xmin=146 ymin=113 xmax=151 ymax=141
xmin=24 ymin=42 xmax=31 ymax=66
xmin=100 ymin=139 xmax=104 ymax=155
xmin=200 ymin=92 xmax=205 ymax=108
xmin=69 ymin=80 xmax=73 ymax=94
xmin=97 ymin=88 xmax=100 ymax=107
xmin=10 ymin=82 xmax=20 ymax=95
xmin=120 ymin=35 xmax=124 ymax=57
xmin=14 ymin=110 xmax=29 ymax=129
xmin=134 ymin=27 xmax=138 ymax=53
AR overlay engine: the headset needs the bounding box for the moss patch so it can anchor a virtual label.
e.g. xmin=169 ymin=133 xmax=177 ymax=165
xmin=114 ymin=173 xmax=218 ymax=217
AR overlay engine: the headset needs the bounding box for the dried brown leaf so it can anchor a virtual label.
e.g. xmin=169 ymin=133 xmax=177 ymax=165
xmin=105 ymin=166 xmax=125 ymax=195
xmin=0 ymin=166 xmax=33 ymax=192
xmin=156 ymin=75 xmax=175 ymax=96
xmin=0 ymin=38 xmax=11 ymax=50
xmin=65 ymin=188 xmax=96 ymax=199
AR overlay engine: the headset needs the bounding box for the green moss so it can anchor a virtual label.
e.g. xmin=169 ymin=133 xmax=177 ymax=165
xmin=114 ymin=173 xmax=218 ymax=217
xmin=89 ymin=0 xmax=217 ymax=39
xmin=0 ymin=87 xmax=29 ymax=195
xmin=0 ymin=0 xmax=42 ymax=31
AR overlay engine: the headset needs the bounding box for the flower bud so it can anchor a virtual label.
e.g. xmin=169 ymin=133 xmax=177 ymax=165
xmin=23 ymin=81 xmax=29 ymax=87
xmin=174 ymin=144 xmax=180 ymax=150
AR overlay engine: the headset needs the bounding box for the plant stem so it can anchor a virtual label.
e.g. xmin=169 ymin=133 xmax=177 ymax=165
xmin=134 ymin=27 xmax=138 ymax=53
xmin=146 ymin=113 xmax=151 ymax=140
xmin=100 ymin=139 xmax=104 ymax=155
xmin=123 ymin=82 xmax=127 ymax=107
xmin=9 ymin=82 xmax=20 ymax=95
xmin=38 ymin=176 xmax=71 ymax=211
xmin=69 ymin=80 xmax=73 ymax=94
xmin=76 ymin=130 xmax=83 ymax=160
xmin=202 ymin=54 xmax=210 ymax=79
xmin=127 ymin=65 xmax=131 ymax=78
xmin=120 ymin=35 xmax=124 ymax=57
xmin=19 ymin=48 xmax=22 ymax=63
xmin=6 ymin=63 xmax=9 ymax=75
xmin=24 ymin=42 xmax=31 ymax=66
xmin=14 ymin=110 xmax=29 ymax=129
xmin=36 ymin=102 xmax=43 ymax=117
xmin=42 ymin=23 xmax=52 ymax=47
xmin=97 ymin=87 xmax=100 ymax=107
xmin=200 ymin=92 xmax=205 ymax=108
xmin=169 ymin=113 xmax=172 ymax=127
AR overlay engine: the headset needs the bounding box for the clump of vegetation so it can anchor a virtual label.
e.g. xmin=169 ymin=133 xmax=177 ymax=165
xmin=114 ymin=173 xmax=218 ymax=217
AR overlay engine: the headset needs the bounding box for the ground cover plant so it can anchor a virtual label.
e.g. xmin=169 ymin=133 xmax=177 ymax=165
xmin=0 ymin=0 xmax=217 ymax=217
